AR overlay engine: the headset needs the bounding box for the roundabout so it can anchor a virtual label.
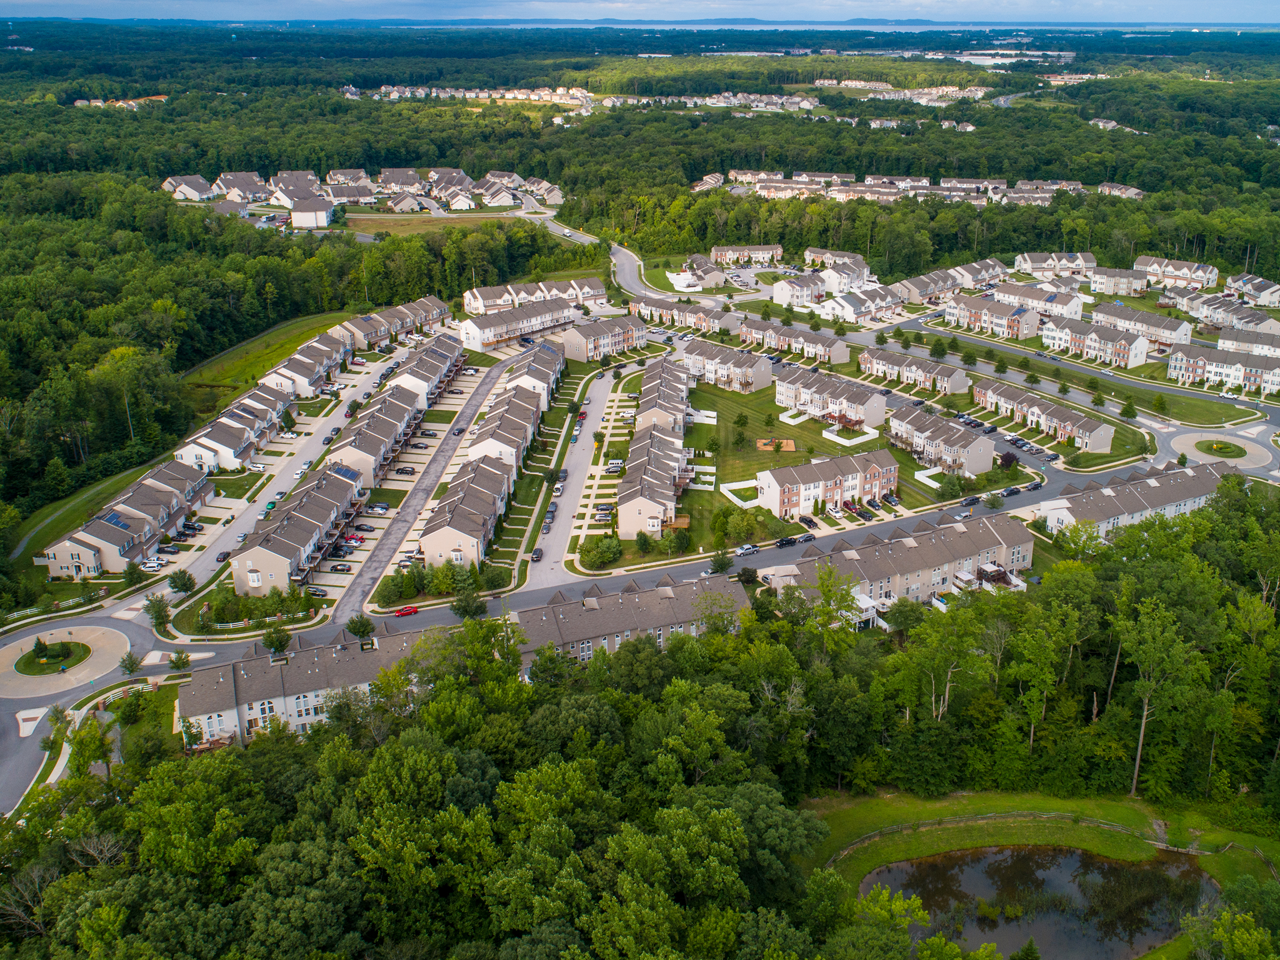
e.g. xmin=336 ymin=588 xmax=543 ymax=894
xmin=1170 ymin=431 xmax=1272 ymax=468
xmin=0 ymin=626 xmax=131 ymax=698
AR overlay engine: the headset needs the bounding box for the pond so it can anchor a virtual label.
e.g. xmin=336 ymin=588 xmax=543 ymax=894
xmin=859 ymin=846 xmax=1211 ymax=959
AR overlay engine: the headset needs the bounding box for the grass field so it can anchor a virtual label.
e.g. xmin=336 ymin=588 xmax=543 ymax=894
xmin=210 ymin=472 xmax=265 ymax=500
xmin=345 ymin=214 xmax=510 ymax=236
xmin=421 ymin=409 xmax=458 ymax=423
xmin=14 ymin=642 xmax=91 ymax=676
xmin=367 ymin=487 xmax=408 ymax=508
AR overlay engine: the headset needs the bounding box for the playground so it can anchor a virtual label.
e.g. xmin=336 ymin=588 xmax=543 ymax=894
xmin=756 ymin=438 xmax=796 ymax=452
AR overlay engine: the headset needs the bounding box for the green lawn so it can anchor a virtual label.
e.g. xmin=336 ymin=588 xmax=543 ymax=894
xmin=421 ymin=409 xmax=458 ymax=423
xmin=14 ymin=642 xmax=91 ymax=676
xmin=211 ymin=472 xmax=263 ymax=500
xmin=111 ymin=684 xmax=184 ymax=758
xmin=466 ymin=351 xmax=503 ymax=368
xmin=367 ymin=487 xmax=408 ymax=508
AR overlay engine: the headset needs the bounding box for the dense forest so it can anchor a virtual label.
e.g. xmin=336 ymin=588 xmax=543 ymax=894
xmin=6 ymin=479 xmax=1280 ymax=958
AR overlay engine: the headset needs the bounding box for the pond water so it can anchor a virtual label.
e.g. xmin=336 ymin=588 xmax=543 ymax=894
xmin=858 ymin=846 xmax=1212 ymax=959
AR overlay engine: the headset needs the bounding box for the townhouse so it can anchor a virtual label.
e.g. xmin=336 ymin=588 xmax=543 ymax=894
xmin=821 ymin=262 xmax=870 ymax=295
xmin=804 ymin=248 xmax=870 ymax=271
xmin=888 ymin=408 xmax=995 ymax=476
xmin=319 ymin=183 xmax=374 ymax=205
xmin=1090 ymin=268 xmax=1149 ymax=297
xmin=467 ymin=386 xmax=542 ymax=471
xmin=328 ymin=386 xmax=422 ymax=487
xmin=419 ymin=454 xmax=513 ymax=567
xmin=947 ymin=258 xmax=1011 ymax=289
xmin=757 ymin=449 xmax=899 ymax=518
xmin=229 ymin=466 xmax=365 ymax=596
xmin=1090 ymin=302 xmax=1193 ymax=348
xmin=680 ymin=341 xmax=774 ymax=393
xmin=820 ymin=285 xmax=902 ymax=324
xmin=458 ymin=299 xmax=574 ymax=352
xmin=503 ymin=342 xmax=565 ymax=407
xmin=1226 ymin=273 xmax=1280 ymax=308
xmin=174 ymin=420 xmax=256 ymax=473
xmin=562 ymin=316 xmax=648 ymax=363
xmin=1134 ymin=256 xmax=1219 ymax=290
xmin=754 ymin=179 xmax=827 ymax=200
xmin=378 ymin=168 xmax=424 ymax=193
xmin=512 ymin=574 xmax=749 ymax=675
xmin=773 ymin=274 xmax=826 ymax=308
xmin=737 ymin=319 xmax=851 ymax=364
xmin=668 ymin=304 xmax=742 ymax=335
xmin=337 ymin=315 xmax=393 ymax=351
xmin=971 ymin=380 xmax=1114 ymax=452
xmin=627 ymin=296 xmax=679 ymax=324
xmin=1098 ymin=182 xmax=1145 ymax=200
xmin=1038 ymin=317 xmax=1149 ymax=368
xmin=262 ymin=355 xmax=325 ymax=399
xmin=384 ymin=336 xmax=466 ymax=405
xmin=1012 ymin=252 xmax=1097 ymax=279
xmin=945 ymin=294 xmax=1041 ymax=340
xmin=708 ymin=245 xmax=783 ymax=266
xmin=858 ymin=347 xmax=909 ymax=382
xmin=617 ymin=424 xmax=690 ymax=539
xmin=326 ymin=168 xmax=370 ymax=185
xmin=462 ymin=278 xmax=605 ymax=315
xmin=1218 ymin=328 xmax=1280 ymax=358
xmin=1165 ymin=344 xmax=1280 ymax=393
xmin=773 ymin=367 xmax=886 ymax=428
xmin=180 ymin=632 xmax=418 ymax=745
xmin=1169 ymin=290 xmax=1280 ymax=333
xmin=899 ymin=359 xmax=970 ymax=395
xmin=162 ymin=175 xmax=216 ymax=201
xmin=633 ymin=360 xmax=692 ymax=435
xmin=38 ymin=462 xmax=211 ymax=577
xmin=992 ymin=283 xmax=1083 ymax=320
xmin=213 ymin=172 xmax=269 ymax=202
xmin=1036 ymin=461 xmax=1236 ymax=538
xmin=684 ymin=253 xmax=726 ymax=288
xmin=890 ymin=270 xmax=962 ymax=305
xmin=766 ymin=514 xmax=1035 ymax=613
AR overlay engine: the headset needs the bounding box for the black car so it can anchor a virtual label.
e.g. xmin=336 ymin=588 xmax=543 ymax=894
xmin=983 ymin=425 xmax=998 ymax=434
xmin=798 ymin=515 xmax=819 ymax=530
xmin=856 ymin=509 xmax=876 ymax=521
xmin=867 ymin=499 xmax=882 ymax=511
xmin=1026 ymin=481 xmax=1043 ymax=492
xmin=883 ymin=494 xmax=900 ymax=506
xmin=797 ymin=533 xmax=816 ymax=544
xmin=322 ymin=436 xmax=333 ymax=445
xmin=157 ymin=545 xmax=180 ymax=555
xmin=879 ymin=389 xmax=892 ymax=396
xmin=452 ymin=427 xmax=464 ymax=436
xmin=558 ymin=468 xmax=569 ymax=483
xmin=961 ymin=496 xmax=982 ymax=507
xmin=329 ymin=427 xmax=341 ymax=436
xmin=776 ymin=536 xmax=797 ymax=548
xmin=911 ymin=399 xmax=925 ymax=407
xmin=355 ymin=524 xmax=376 ymax=532
xmin=306 ymin=586 xmax=328 ymax=598
xmin=215 ymin=551 xmax=231 ymax=562
xmin=1003 ymin=486 xmax=1021 ymax=497
xmin=531 ymin=548 xmax=544 ymax=561
xmin=422 ymin=430 xmax=438 ymax=438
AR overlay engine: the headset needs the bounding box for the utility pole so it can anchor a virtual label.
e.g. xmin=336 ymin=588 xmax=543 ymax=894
xmin=123 ymin=390 xmax=135 ymax=441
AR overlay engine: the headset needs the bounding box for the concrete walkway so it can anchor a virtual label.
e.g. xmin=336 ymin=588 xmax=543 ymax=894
xmin=0 ymin=626 xmax=131 ymax=699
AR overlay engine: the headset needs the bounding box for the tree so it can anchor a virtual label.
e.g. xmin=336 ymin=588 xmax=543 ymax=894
xmin=1152 ymin=393 xmax=1168 ymax=415
xmin=1086 ymin=376 xmax=1101 ymax=391
xmin=809 ymin=319 xmax=822 ymax=332
xmin=738 ymin=567 xmax=758 ymax=585
xmin=912 ymin=331 xmax=925 ymax=345
xmin=374 ymin=577 xmax=402 ymax=608
xmin=984 ymin=492 xmax=1004 ymax=509
xmin=119 ymin=651 xmax=142 ymax=675
xmin=167 ymin=569 xmax=196 ymax=594
xmin=169 ymin=649 xmax=191 ymax=671
xmin=566 ymin=400 xmax=580 ymax=416
xmin=994 ymin=358 xmax=1008 ymax=375
xmin=123 ymin=562 xmax=146 ymax=588
xmin=673 ymin=528 xmax=692 ymax=554
xmin=999 ymin=451 xmax=1020 ymax=471
xmin=635 ymin=531 xmax=653 ymax=555
xmin=733 ymin=412 xmax=749 ymax=429
xmin=1017 ymin=356 xmax=1031 ymax=371
xmin=983 ymin=347 xmax=996 ymax=361
xmin=1025 ymin=372 xmax=1040 ymax=386
xmin=261 ymin=623 xmax=292 ymax=656
xmin=144 ymin=593 xmax=170 ymax=631
xmin=1058 ymin=380 xmax=1070 ymax=395
xmin=763 ymin=413 xmax=774 ymax=429
xmin=834 ymin=322 xmax=847 ymax=337
xmin=733 ymin=429 xmax=747 ymax=449
xmin=875 ymin=330 xmax=888 ymax=346
xmin=1055 ymin=519 xmax=1104 ymax=561
xmin=710 ymin=546 xmax=734 ymax=574
xmin=1009 ymin=938 xmax=1042 ymax=960
xmin=345 ymin=614 xmax=375 ymax=639
xmin=1120 ymin=397 xmax=1138 ymax=419
xmin=961 ymin=349 xmax=977 ymax=367
xmin=929 ymin=339 xmax=948 ymax=360
xmin=592 ymin=430 xmax=605 ymax=446
xmin=707 ymin=435 xmax=722 ymax=459
xmin=450 ymin=575 xmax=489 ymax=619
xmin=884 ymin=597 xmax=926 ymax=637
xmin=1118 ymin=599 xmax=1209 ymax=796
xmin=1092 ymin=390 xmax=1106 ymax=408
xmin=1177 ymin=451 xmax=1188 ymax=466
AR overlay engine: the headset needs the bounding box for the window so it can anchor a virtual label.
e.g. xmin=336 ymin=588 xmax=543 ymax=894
xmin=248 ymin=571 xmax=261 ymax=587
xmin=294 ymin=694 xmax=312 ymax=717
xmin=259 ymin=701 xmax=275 ymax=718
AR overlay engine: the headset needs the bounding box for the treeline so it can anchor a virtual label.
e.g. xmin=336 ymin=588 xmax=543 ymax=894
xmin=0 ymin=171 xmax=599 ymax=528
xmin=5 ymin=476 xmax=1280 ymax=959
xmin=1064 ymin=75 xmax=1280 ymax=138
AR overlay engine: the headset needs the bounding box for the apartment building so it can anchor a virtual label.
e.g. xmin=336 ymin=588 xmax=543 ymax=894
xmin=890 ymin=270 xmax=962 ymax=305
xmin=993 ymin=283 xmax=1083 ymax=320
xmin=773 ymin=274 xmax=826 ymax=308
xmin=1012 ymin=252 xmax=1097 ymax=279
xmin=820 ymin=285 xmax=902 ymax=324
xmin=1090 ymin=303 xmax=1193 ymax=348
xmin=230 ymin=466 xmax=365 ymax=596
xmin=1226 ymin=273 xmax=1280 ymax=308
xmin=503 ymin=342 xmax=565 ymax=407
xmin=1035 ymin=461 xmax=1235 ymax=537
xmin=757 ymin=449 xmax=899 ymax=518
xmin=458 ymin=299 xmax=574 ymax=352
xmin=898 ymin=359 xmax=970 ymax=395
xmin=38 ymin=462 xmax=211 ymax=577
xmin=1090 ymin=268 xmax=1149 ymax=297
xmin=633 ymin=360 xmax=691 ymax=435
xmin=462 ymin=279 xmax=605 ymax=315
xmin=1218 ymin=328 xmax=1280 ymax=358
xmin=889 ymin=407 xmax=995 ymax=476
xmin=773 ymin=367 xmax=886 ymax=428
xmin=945 ymin=295 xmax=1041 ymax=340
xmin=1166 ymin=344 xmax=1280 ymax=393
xmin=384 ymin=334 xmax=466 ymax=406
xmin=617 ymin=424 xmax=690 ymax=539
xmin=767 ymin=513 xmax=1035 ymax=613
xmin=511 ymin=574 xmax=749 ymax=676
xmin=180 ymin=633 xmax=418 ymax=745
xmin=708 ymin=245 xmax=783 ymax=265
xmin=1134 ymin=256 xmax=1219 ymax=290
xmin=1038 ymin=318 xmax=1149 ymax=368
xmin=419 ymin=455 xmax=512 ymax=567
xmin=562 ymin=316 xmax=648 ymax=363
xmin=328 ymin=387 xmax=422 ymax=487
xmin=804 ymin=248 xmax=870 ymax=272
xmin=858 ymin=347 xmax=909 ymax=382
xmin=737 ymin=319 xmax=852 ymax=364
xmin=971 ymin=380 xmax=1115 ymax=451
xmin=467 ymin=386 xmax=542 ymax=470
xmin=680 ymin=342 xmax=774 ymax=393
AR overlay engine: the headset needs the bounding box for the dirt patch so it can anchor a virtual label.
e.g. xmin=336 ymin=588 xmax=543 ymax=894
xmin=757 ymin=438 xmax=796 ymax=452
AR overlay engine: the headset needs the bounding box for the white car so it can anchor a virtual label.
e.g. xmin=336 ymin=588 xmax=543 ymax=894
xmin=247 ymin=462 xmax=267 ymax=473
xmin=280 ymin=432 xmax=298 ymax=439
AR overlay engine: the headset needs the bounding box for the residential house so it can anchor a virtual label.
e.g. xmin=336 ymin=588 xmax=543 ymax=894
xmin=213 ymin=172 xmax=269 ymax=202
xmin=1090 ymin=303 xmax=1192 ymax=348
xmin=772 ymin=367 xmax=886 ymax=428
xmin=467 ymin=386 xmax=542 ymax=471
xmin=617 ymin=425 xmax=689 ymax=539
xmin=773 ymin=274 xmax=826 ymax=308
xmin=889 ymin=270 xmax=962 ymax=305
xmin=945 ymin=294 xmax=1041 ymax=339
xmin=971 ymin=380 xmax=1114 ymax=451
xmin=1226 ymin=273 xmax=1280 ymax=308
xmin=632 ymin=360 xmax=691 ymax=435
xmin=1166 ymin=344 xmax=1280 ymax=393
xmin=737 ymin=319 xmax=850 ymax=364
xmin=858 ymin=348 xmax=909 ymax=382
xmin=384 ymin=334 xmax=465 ymax=405
xmin=692 ymin=172 xmax=725 ymax=192
xmin=680 ymin=342 xmax=773 ymax=393
xmin=213 ymin=199 xmax=249 ymax=218
xmin=708 ymin=245 xmax=783 ymax=266
xmin=328 ymin=387 xmax=421 ymax=487
xmin=503 ymin=342 xmax=565 ymax=407
xmin=320 ymin=184 xmax=375 ymax=206
xmin=419 ymin=456 xmax=511 ymax=568
xmin=1012 ymin=252 xmax=1097 ymax=279
xmin=174 ymin=420 xmax=255 ymax=473
xmin=1218 ymin=328 xmax=1280 ymax=358
xmin=378 ymin=168 xmax=424 ymax=193
xmin=457 ymin=299 xmax=572 ymax=351
xmin=1090 ymin=268 xmax=1149 ymax=296
xmin=685 ymin=253 xmax=727 ymax=288
xmin=1098 ymin=182 xmax=1145 ymax=200
xmin=992 ymin=283 xmax=1083 ymax=320
xmin=1039 ymin=317 xmax=1149 ymax=368
xmin=820 ymin=285 xmax=902 ymax=324
xmin=821 ymin=263 xmax=870 ymax=295
xmin=757 ymin=449 xmax=899 ymax=518
xmin=562 ymin=316 xmax=648 ymax=363
xmin=326 ymin=168 xmax=369 ymax=185
xmin=947 ymin=258 xmax=1011 ymax=288
xmin=1134 ymin=256 xmax=1219 ymax=290
xmin=669 ymin=304 xmax=741 ymax=335
xmin=628 ymin=297 xmax=679 ymax=324
xmin=888 ymin=408 xmax=995 ymax=476
xmin=899 ymin=359 xmax=971 ymax=395
xmin=388 ymin=193 xmax=423 ymax=213
xmin=804 ymin=248 xmax=870 ymax=272
xmin=162 ymin=175 xmax=216 ymax=201
xmin=290 ymin=198 xmax=334 ymax=229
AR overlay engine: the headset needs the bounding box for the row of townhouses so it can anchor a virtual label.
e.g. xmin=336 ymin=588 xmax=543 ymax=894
xmin=1013 ymin=252 xmax=1098 ymax=279
xmin=383 ymin=334 xmax=467 ymax=408
xmin=458 ymin=298 xmax=575 ymax=352
xmin=708 ymin=245 xmax=784 ymax=265
xmin=38 ymin=462 xmax=212 ymax=577
xmin=817 ymin=284 xmax=904 ymax=324
xmin=1089 ymin=303 xmax=1192 ymax=349
xmin=1227 ymin=273 xmax=1280 ymax=307
xmin=885 ymin=261 xmax=1009 ymax=306
xmin=1166 ymin=344 xmax=1280 ymax=392
xmin=680 ymin=342 xmax=775 ymax=394
xmin=618 ymin=360 xmax=694 ymax=539
xmin=756 ymin=449 xmax=899 ymax=518
xmin=857 ymin=349 xmax=971 ymax=395
xmin=328 ymin=297 xmax=453 ymax=355
xmin=945 ymin=294 xmax=1042 ymax=340
xmin=1160 ymin=287 xmax=1280 ymax=334
xmin=971 ymin=380 xmax=1115 ymax=452
xmin=230 ymin=465 xmax=366 ymax=597
xmin=1091 ymin=267 xmax=1149 ymax=296
xmin=175 ymin=383 xmax=296 ymax=474
xmin=627 ymin=297 xmax=744 ymax=335
xmin=633 ymin=358 xmax=693 ymax=437
xmin=463 ymin=278 xmax=607 ymax=315
xmin=1219 ymin=328 xmax=1280 ymax=358
xmin=562 ymin=315 xmax=649 ymax=363
xmin=328 ymin=386 xmax=424 ymax=489
xmin=1038 ymin=318 xmax=1150 ymax=368
xmin=1134 ymin=256 xmax=1219 ymax=290
xmin=993 ymin=282 xmax=1084 ymax=320
xmin=1035 ymin=461 xmax=1236 ymax=536
xmin=773 ymin=367 xmax=887 ymax=429
xmin=738 ymin=319 xmax=852 ymax=364
xmin=889 ymin=407 xmax=995 ymax=476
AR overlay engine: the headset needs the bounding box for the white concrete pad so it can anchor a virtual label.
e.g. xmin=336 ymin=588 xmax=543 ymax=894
xmin=16 ymin=708 xmax=47 ymax=737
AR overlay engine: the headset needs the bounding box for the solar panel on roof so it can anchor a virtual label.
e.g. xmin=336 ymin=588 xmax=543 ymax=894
xmin=101 ymin=511 xmax=132 ymax=530
xmin=330 ymin=464 xmax=360 ymax=483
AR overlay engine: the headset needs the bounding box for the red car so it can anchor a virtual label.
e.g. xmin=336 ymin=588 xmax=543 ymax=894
xmin=344 ymin=536 xmax=365 ymax=545
xmin=395 ymin=605 xmax=418 ymax=617
xmin=577 ymin=412 xmax=588 ymax=420
xmin=842 ymin=500 xmax=855 ymax=512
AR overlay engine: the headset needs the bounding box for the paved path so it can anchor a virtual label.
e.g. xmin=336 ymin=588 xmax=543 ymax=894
xmin=330 ymin=355 xmax=521 ymax=626
xmin=0 ymin=626 xmax=132 ymax=699
xmin=1171 ymin=432 xmax=1274 ymax=469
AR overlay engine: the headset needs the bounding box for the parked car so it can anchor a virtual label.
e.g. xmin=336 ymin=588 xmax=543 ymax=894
xmin=570 ymin=435 xmax=578 ymax=443
xmin=541 ymin=523 xmax=551 ymax=534
xmin=531 ymin=547 xmax=544 ymax=562
xmin=236 ymin=532 xmax=248 ymax=542
xmin=302 ymin=460 xmax=313 ymax=469
xmin=797 ymin=533 xmax=816 ymax=544
xmin=448 ymin=388 xmax=464 ymax=395
xmin=735 ymin=544 xmax=759 ymax=557
xmin=961 ymin=496 xmax=982 ymax=507
xmin=983 ymin=425 xmax=998 ymax=434
xmin=856 ymin=509 xmax=876 ymax=521
xmin=395 ymin=605 xmax=418 ymax=617
xmin=1003 ymin=486 xmax=1021 ymax=497
xmin=305 ymin=586 xmax=328 ymax=598
xmin=798 ymin=516 xmax=818 ymax=530
xmin=776 ymin=536 xmax=797 ymax=548
xmin=215 ymin=551 xmax=231 ymax=562
xmin=362 ymin=392 xmax=372 ymax=399
xmin=422 ymin=430 xmax=438 ymax=438
xmin=322 ymin=436 xmax=334 ymax=445
xmin=1026 ymin=481 xmax=1043 ymax=491
xmin=355 ymin=524 xmax=376 ymax=532
xmin=329 ymin=564 xmax=353 ymax=573
xmin=577 ymin=412 xmax=588 ymax=420
xmin=412 ymin=442 xmax=429 ymax=450
xmin=842 ymin=500 xmax=856 ymax=512
xmin=911 ymin=399 xmax=926 ymax=407
xmin=396 ymin=466 xmax=416 ymax=475
xmin=605 ymin=466 xmax=621 ymax=475
xmin=867 ymin=499 xmax=882 ymax=511
xmin=879 ymin=388 xmax=892 ymax=396
xmin=558 ymin=468 xmax=569 ymax=483
xmin=883 ymin=494 xmax=900 ymax=506
xmin=280 ymin=432 xmax=298 ymax=439
xmin=158 ymin=545 xmax=180 ymax=555
xmin=452 ymin=427 xmax=464 ymax=436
